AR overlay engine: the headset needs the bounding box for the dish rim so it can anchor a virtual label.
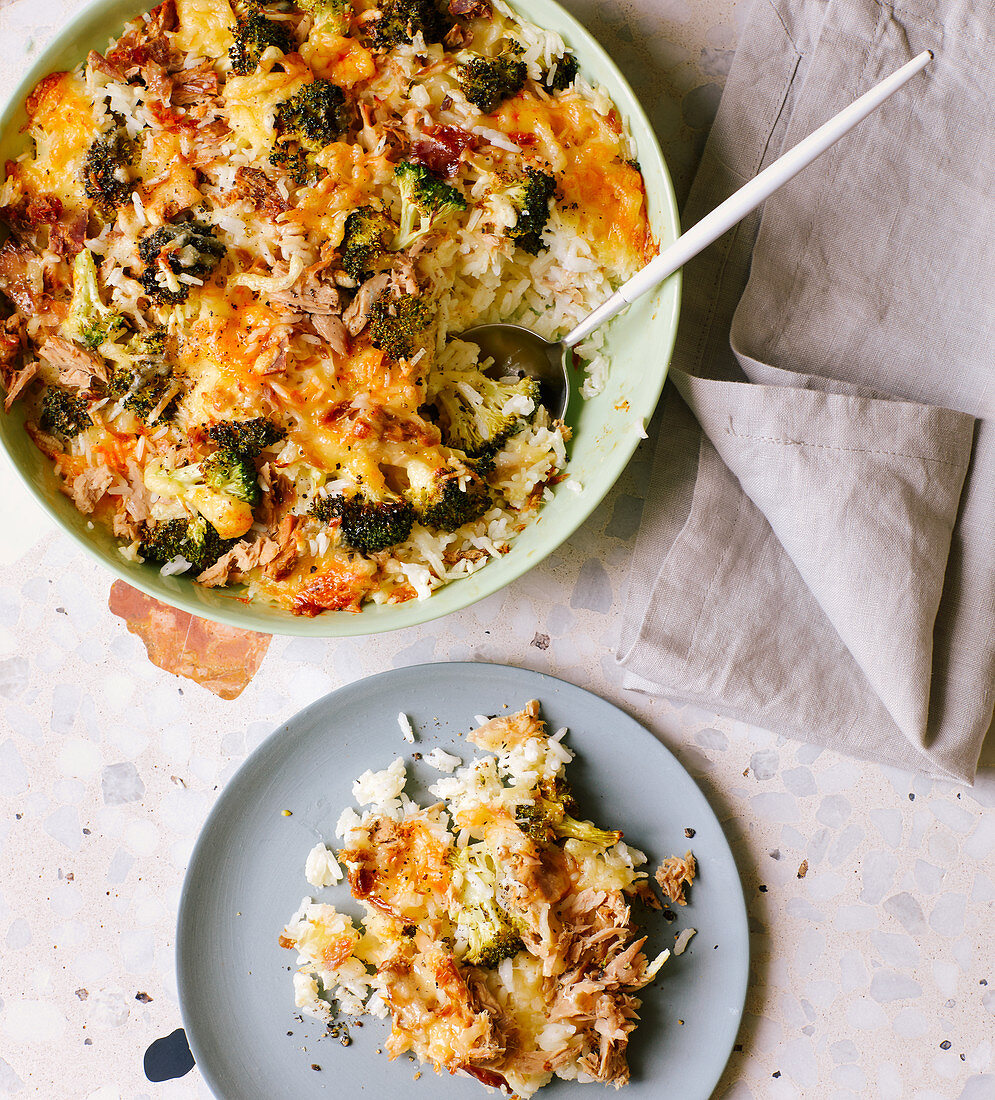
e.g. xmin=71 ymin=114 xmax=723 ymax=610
xmin=0 ymin=0 xmax=681 ymax=636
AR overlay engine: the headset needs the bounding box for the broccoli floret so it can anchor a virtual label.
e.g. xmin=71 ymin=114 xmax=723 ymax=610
xmin=448 ymin=845 xmax=524 ymax=969
xmin=39 ymin=387 xmax=92 ymax=438
xmin=206 ymin=417 xmax=285 ymax=458
xmin=367 ymin=0 xmax=450 ymax=50
xmin=406 ymin=460 xmax=489 ymax=531
xmin=466 ymin=444 xmax=496 ymax=477
xmin=83 ymin=130 xmax=135 ymax=213
xmin=200 ymin=418 xmax=282 ymax=508
xmin=203 ymin=451 xmax=260 ymax=506
xmin=456 ymin=52 xmax=527 ymax=113
xmin=122 ymin=375 xmax=181 ymax=424
xmin=545 ymin=52 xmax=578 ymax=91
xmin=516 ymin=777 xmax=622 ymax=848
xmin=130 ymin=328 xmax=167 ymax=359
xmin=139 ymin=515 xmax=235 ymax=572
xmin=367 ymin=290 xmax=433 ymax=361
xmin=433 ymin=372 xmax=539 ymax=456
xmin=270 ymin=79 xmax=353 ymax=183
xmin=502 ymin=166 xmax=556 ymax=255
xmin=393 ymin=160 xmax=466 ymax=250
xmin=138 ymin=223 xmax=226 ymax=305
xmin=64 ymin=250 xmax=128 ymax=350
xmin=229 ymin=12 xmax=292 ymax=75
xmin=297 ymin=0 xmax=351 ymax=31
xmin=268 ymin=146 xmax=312 ymax=185
xmin=144 ymin=460 xmax=256 ymax=539
xmin=311 ymin=492 xmax=414 ymax=554
xmin=276 ymin=80 xmax=352 ymax=150
xmin=340 ymin=206 xmax=394 ymax=280
xmin=108 ymin=329 xmax=180 ymax=425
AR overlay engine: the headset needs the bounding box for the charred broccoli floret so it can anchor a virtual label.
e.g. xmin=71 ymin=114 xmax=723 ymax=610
xmin=138 ymin=515 xmax=235 ymax=572
xmin=39 ymin=387 xmax=92 ymax=438
xmin=367 ymin=290 xmax=433 ymax=361
xmin=229 ymin=11 xmax=292 ymax=75
xmin=206 ymin=417 xmax=285 ymax=457
xmin=340 ymin=206 xmax=394 ymax=280
xmin=267 ymin=146 xmax=312 ymax=185
xmin=275 ymin=79 xmax=352 ymax=149
xmin=108 ymin=329 xmax=180 ymax=425
xmin=502 ymin=166 xmax=556 ymax=255
xmin=138 ymin=223 xmax=226 ymax=304
xmin=516 ymin=777 xmax=623 ymax=848
xmin=456 ymin=52 xmax=527 ymax=113
xmin=64 ymin=250 xmax=128 ymax=350
xmin=197 ymin=419 xmax=284 ymax=510
xmin=448 ymin=845 xmax=524 ymax=968
xmin=311 ymin=492 xmax=414 ymax=554
xmin=406 ymin=460 xmax=489 ymax=531
xmin=82 ymin=130 xmax=135 ymax=213
xmin=433 ymin=371 xmax=539 ymax=456
xmin=367 ymin=0 xmax=450 ymax=50
xmin=545 ymin=52 xmax=578 ymax=91
xmin=270 ymin=79 xmax=353 ymax=182
xmin=120 ymin=373 xmax=181 ymax=424
xmin=393 ymin=161 xmax=466 ymax=250
xmin=130 ymin=328 xmax=167 ymax=359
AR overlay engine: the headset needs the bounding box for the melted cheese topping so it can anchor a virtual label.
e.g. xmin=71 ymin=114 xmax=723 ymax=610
xmin=4 ymin=0 xmax=652 ymax=615
xmin=224 ymin=58 xmax=313 ymax=157
xmin=494 ymin=93 xmax=651 ymax=278
xmin=301 ymin=29 xmax=376 ymax=87
xmin=172 ymin=0 xmax=236 ymax=57
xmin=20 ymin=73 xmax=101 ymax=203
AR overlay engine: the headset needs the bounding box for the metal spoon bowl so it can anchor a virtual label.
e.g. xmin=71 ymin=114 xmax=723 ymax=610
xmin=459 ymin=323 xmax=569 ymax=421
xmin=456 ymin=51 xmax=931 ymax=417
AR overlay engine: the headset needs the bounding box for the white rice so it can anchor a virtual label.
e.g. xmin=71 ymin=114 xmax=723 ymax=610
xmin=352 ymin=758 xmax=407 ymax=814
xmin=423 ymin=747 xmax=462 ymax=773
xmin=673 ymin=927 xmax=697 ymax=956
xmin=304 ymin=842 xmax=343 ymax=888
xmin=160 ymin=555 xmax=192 ymax=576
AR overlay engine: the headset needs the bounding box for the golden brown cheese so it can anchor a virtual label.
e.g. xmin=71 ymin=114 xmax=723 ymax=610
xmin=301 ymin=28 xmax=376 ymax=87
xmin=253 ymin=554 xmax=380 ymax=615
xmin=172 ymin=0 xmax=236 ymax=57
xmin=224 ymin=58 xmax=313 ymax=157
xmin=16 ymin=73 xmax=101 ymax=204
xmin=494 ymin=93 xmax=652 ymax=276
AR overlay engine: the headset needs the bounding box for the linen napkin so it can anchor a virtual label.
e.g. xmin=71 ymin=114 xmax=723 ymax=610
xmin=617 ymin=0 xmax=995 ymax=782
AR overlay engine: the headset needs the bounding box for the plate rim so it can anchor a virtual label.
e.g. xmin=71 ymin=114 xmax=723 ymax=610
xmin=176 ymin=661 xmax=749 ymax=1100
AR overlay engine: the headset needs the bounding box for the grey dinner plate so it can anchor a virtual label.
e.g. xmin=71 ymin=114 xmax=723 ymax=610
xmin=176 ymin=662 xmax=749 ymax=1099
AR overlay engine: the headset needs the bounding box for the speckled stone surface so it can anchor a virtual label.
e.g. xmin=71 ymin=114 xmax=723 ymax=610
xmin=1 ymin=2 xmax=993 ymax=1098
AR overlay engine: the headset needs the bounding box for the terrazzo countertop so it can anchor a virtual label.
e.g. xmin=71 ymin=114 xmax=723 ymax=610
xmin=1 ymin=1 xmax=994 ymax=1098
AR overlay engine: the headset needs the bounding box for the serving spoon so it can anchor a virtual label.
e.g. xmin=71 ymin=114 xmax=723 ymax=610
xmin=462 ymin=49 xmax=933 ymax=419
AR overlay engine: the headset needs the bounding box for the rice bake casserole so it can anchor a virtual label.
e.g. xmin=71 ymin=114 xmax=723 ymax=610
xmin=281 ymin=702 xmax=697 ymax=1095
xmin=0 ymin=0 xmax=653 ymax=614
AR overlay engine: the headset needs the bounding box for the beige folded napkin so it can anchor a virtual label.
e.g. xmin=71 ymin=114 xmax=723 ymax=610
xmin=618 ymin=0 xmax=995 ymax=782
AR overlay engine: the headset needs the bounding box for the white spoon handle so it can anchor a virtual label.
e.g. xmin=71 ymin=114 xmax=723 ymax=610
xmin=563 ymin=49 xmax=933 ymax=349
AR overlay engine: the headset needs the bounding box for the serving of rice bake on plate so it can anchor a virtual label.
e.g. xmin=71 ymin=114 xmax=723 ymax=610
xmin=281 ymin=701 xmax=697 ymax=1096
xmin=0 ymin=0 xmax=659 ymax=619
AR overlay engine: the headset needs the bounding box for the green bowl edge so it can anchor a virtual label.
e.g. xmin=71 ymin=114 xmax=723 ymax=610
xmin=0 ymin=0 xmax=681 ymax=637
